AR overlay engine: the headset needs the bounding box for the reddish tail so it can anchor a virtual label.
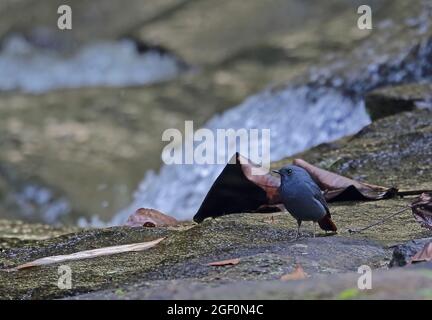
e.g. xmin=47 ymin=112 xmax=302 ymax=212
xmin=318 ymin=214 xmax=337 ymax=232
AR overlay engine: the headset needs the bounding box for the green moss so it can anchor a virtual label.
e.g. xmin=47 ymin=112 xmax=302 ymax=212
xmin=337 ymin=288 xmax=361 ymax=300
xmin=114 ymin=289 xmax=125 ymax=297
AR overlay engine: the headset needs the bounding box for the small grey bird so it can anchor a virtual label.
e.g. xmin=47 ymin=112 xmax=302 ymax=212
xmin=273 ymin=165 xmax=337 ymax=239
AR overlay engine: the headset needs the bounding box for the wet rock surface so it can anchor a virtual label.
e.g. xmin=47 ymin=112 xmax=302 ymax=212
xmin=366 ymin=84 xmax=432 ymax=120
xmin=0 ymin=215 xmax=391 ymax=299
xmin=389 ymin=237 xmax=432 ymax=267
xmin=72 ymin=264 xmax=432 ymax=300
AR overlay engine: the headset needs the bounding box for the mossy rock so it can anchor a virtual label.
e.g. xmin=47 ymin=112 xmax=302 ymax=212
xmin=0 ymin=215 xmax=390 ymax=299
xmin=365 ymin=84 xmax=432 ymax=120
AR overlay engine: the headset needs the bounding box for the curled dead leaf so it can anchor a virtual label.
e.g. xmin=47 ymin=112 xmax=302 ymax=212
xmin=193 ymin=153 xmax=281 ymax=223
xmin=411 ymin=242 xmax=432 ymax=263
xmin=207 ymin=258 xmax=240 ymax=267
xmin=125 ymin=208 xmax=178 ymax=227
xmin=411 ymin=193 xmax=432 ymax=230
xmin=280 ymin=264 xmax=308 ymax=281
xmin=293 ymin=159 xmax=398 ymax=201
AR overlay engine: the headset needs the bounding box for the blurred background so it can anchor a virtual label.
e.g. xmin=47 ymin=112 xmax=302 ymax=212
xmin=0 ymin=0 xmax=430 ymax=226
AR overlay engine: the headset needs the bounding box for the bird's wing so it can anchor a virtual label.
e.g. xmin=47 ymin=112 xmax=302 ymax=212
xmin=306 ymin=180 xmax=330 ymax=215
xmin=305 ymin=178 xmax=337 ymax=232
xmin=315 ymin=192 xmax=330 ymax=215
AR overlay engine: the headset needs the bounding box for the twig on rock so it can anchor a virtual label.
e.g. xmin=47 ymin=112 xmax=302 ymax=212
xmin=397 ymin=190 xmax=432 ymax=197
xmin=348 ymin=206 xmax=411 ymax=234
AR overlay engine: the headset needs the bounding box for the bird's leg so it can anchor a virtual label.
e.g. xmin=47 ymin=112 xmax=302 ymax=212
xmin=295 ymin=220 xmax=302 ymax=240
xmin=313 ymin=222 xmax=316 ymax=238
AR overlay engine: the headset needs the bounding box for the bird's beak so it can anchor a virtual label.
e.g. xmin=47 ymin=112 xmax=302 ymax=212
xmin=272 ymin=170 xmax=281 ymax=175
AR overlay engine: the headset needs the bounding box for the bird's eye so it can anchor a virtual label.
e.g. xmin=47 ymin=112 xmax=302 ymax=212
xmin=287 ymin=169 xmax=293 ymax=175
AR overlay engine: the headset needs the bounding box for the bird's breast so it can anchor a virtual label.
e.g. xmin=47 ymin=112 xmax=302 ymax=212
xmin=279 ymin=185 xmax=326 ymax=221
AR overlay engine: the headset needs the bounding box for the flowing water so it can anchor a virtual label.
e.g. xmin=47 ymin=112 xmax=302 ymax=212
xmin=0 ymin=35 xmax=183 ymax=93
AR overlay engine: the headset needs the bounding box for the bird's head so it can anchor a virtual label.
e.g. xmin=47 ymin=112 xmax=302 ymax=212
xmin=272 ymin=165 xmax=308 ymax=183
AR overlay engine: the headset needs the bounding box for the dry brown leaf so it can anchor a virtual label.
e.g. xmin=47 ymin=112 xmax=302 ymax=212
xmin=12 ymin=237 xmax=165 ymax=270
xmin=207 ymin=258 xmax=240 ymax=267
xmin=293 ymin=159 xmax=398 ymax=201
xmin=411 ymin=193 xmax=432 ymax=230
xmin=193 ymin=152 xmax=281 ymax=222
xmin=280 ymin=265 xmax=308 ymax=281
xmin=125 ymin=208 xmax=178 ymax=227
xmin=411 ymin=242 xmax=432 ymax=263
xmin=238 ymin=153 xmax=281 ymax=204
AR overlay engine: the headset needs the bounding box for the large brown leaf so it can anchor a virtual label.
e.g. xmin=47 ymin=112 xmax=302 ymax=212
xmin=193 ymin=153 xmax=281 ymax=223
xmin=125 ymin=208 xmax=178 ymax=227
xmin=411 ymin=193 xmax=432 ymax=230
xmin=293 ymin=159 xmax=398 ymax=202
